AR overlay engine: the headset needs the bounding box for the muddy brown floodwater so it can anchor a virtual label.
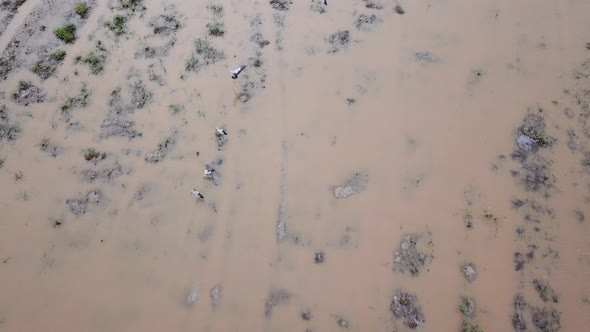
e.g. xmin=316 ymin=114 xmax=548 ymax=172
xmin=0 ymin=0 xmax=589 ymax=331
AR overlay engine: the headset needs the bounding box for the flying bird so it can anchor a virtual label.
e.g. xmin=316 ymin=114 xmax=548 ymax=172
xmin=191 ymin=189 xmax=204 ymax=200
xmin=230 ymin=65 xmax=246 ymax=79
xmin=203 ymin=167 xmax=216 ymax=179
xmin=215 ymin=127 xmax=228 ymax=136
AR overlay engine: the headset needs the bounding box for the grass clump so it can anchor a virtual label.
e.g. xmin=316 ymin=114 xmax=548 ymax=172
xmin=206 ymin=21 xmax=225 ymax=36
xmin=11 ymin=81 xmax=31 ymax=99
xmin=84 ymin=148 xmax=98 ymax=161
xmin=53 ymin=49 xmax=66 ymax=61
xmin=81 ymin=51 xmax=104 ymax=74
xmin=31 ymin=62 xmax=46 ymax=75
xmin=461 ymin=321 xmax=484 ymax=332
xmin=105 ymin=14 xmax=126 ymax=35
xmin=119 ymin=0 xmax=146 ymax=12
xmin=208 ymin=3 xmax=223 ymax=14
xmin=394 ymin=4 xmax=405 ymax=15
xmin=54 ymin=23 xmax=76 ymax=43
xmin=75 ymin=2 xmax=89 ymax=17
xmin=185 ymin=56 xmax=198 ymax=71
xmin=60 ymin=84 xmax=91 ymax=113
xmin=77 ymin=42 xmax=107 ymax=75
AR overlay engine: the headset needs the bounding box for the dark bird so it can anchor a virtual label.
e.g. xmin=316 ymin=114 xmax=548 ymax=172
xmin=324 ymin=0 xmax=327 ymax=5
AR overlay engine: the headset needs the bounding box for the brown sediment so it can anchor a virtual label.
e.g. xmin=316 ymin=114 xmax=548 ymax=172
xmin=0 ymin=0 xmax=589 ymax=331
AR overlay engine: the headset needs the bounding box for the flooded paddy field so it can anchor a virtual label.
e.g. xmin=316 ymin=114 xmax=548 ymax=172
xmin=0 ymin=0 xmax=589 ymax=331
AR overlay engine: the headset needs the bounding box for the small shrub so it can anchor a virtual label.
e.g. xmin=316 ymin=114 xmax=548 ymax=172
xmin=81 ymin=51 xmax=106 ymax=74
xmin=185 ymin=56 xmax=198 ymax=71
xmin=206 ymin=21 xmax=225 ymax=36
xmin=53 ymin=49 xmax=66 ymax=61
xmin=105 ymin=14 xmax=126 ymax=35
xmin=119 ymin=0 xmax=145 ymax=12
xmin=54 ymin=23 xmax=76 ymax=43
xmin=195 ymin=39 xmax=208 ymax=54
xmin=32 ymin=62 xmax=43 ymax=74
xmin=75 ymin=2 xmax=88 ymax=17
xmin=461 ymin=321 xmax=484 ymax=332
xmin=85 ymin=148 xmax=97 ymax=161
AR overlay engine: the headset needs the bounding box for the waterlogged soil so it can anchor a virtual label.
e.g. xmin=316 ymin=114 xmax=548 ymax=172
xmin=0 ymin=0 xmax=589 ymax=331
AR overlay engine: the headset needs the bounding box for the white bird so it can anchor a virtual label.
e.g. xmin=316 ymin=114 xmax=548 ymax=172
xmin=215 ymin=127 xmax=228 ymax=136
xmin=229 ymin=65 xmax=246 ymax=79
xmin=203 ymin=167 xmax=216 ymax=179
xmin=191 ymin=189 xmax=204 ymax=200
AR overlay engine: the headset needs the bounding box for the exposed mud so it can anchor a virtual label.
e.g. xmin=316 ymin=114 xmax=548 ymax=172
xmin=264 ymin=288 xmax=290 ymax=318
xmin=393 ymin=232 xmax=433 ymax=276
xmin=332 ymin=172 xmax=367 ymax=198
xmin=390 ymin=291 xmax=425 ymax=329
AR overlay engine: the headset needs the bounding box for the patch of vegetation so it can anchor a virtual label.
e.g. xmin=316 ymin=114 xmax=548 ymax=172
xmin=12 ymin=81 xmax=29 ymax=99
xmin=168 ymin=104 xmax=184 ymax=115
xmin=11 ymin=81 xmax=45 ymax=105
xmin=60 ymin=84 xmax=91 ymax=115
xmin=0 ymin=104 xmax=21 ymax=142
xmin=54 ymin=23 xmax=77 ymax=43
xmin=119 ymin=0 xmax=146 ymax=12
xmin=149 ymin=13 xmax=182 ymax=35
xmin=185 ymin=55 xmax=198 ymax=71
xmin=461 ymin=321 xmax=484 ymax=332
xmin=75 ymin=2 xmax=89 ymax=18
xmin=77 ymin=42 xmax=108 ymax=74
xmin=269 ymin=0 xmax=289 ymax=11
xmin=394 ymin=4 xmax=405 ymax=15
xmin=188 ymin=38 xmax=224 ymax=70
xmin=206 ymin=21 xmax=225 ymax=36
xmin=31 ymin=61 xmax=50 ymax=77
xmin=53 ymin=49 xmax=66 ymax=61
xmin=85 ymin=148 xmax=98 ymax=161
xmin=459 ymin=303 xmax=469 ymax=314
xmin=105 ymin=14 xmax=126 ymax=35
xmin=208 ymin=3 xmax=223 ymax=15
xmin=521 ymin=127 xmax=551 ymax=147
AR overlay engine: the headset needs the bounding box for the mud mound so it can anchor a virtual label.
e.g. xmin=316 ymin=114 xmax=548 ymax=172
xmin=390 ymin=291 xmax=425 ymax=329
xmin=327 ymin=30 xmax=350 ymax=53
xmin=66 ymin=189 xmax=104 ymax=215
xmin=333 ymin=172 xmax=368 ymax=198
xmin=264 ymin=288 xmax=290 ymax=318
xmin=393 ymin=232 xmax=433 ymax=276
xmin=12 ymin=81 xmax=44 ymax=105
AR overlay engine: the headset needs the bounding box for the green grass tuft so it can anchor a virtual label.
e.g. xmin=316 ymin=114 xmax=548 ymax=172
xmin=54 ymin=23 xmax=76 ymax=43
xmin=75 ymin=2 xmax=88 ymax=17
xmin=208 ymin=3 xmax=223 ymax=14
xmin=119 ymin=0 xmax=145 ymax=12
xmin=105 ymin=14 xmax=126 ymax=35
xmin=53 ymin=49 xmax=66 ymax=61
xmin=206 ymin=21 xmax=225 ymax=36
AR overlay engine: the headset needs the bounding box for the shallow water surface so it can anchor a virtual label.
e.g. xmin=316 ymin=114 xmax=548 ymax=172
xmin=0 ymin=0 xmax=589 ymax=331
